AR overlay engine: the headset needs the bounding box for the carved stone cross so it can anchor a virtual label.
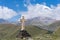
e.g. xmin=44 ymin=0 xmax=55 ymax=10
xmin=20 ymin=16 xmax=25 ymax=30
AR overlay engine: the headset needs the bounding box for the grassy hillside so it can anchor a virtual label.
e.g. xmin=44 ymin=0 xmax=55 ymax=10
xmin=0 ymin=24 xmax=60 ymax=40
xmin=52 ymin=27 xmax=60 ymax=40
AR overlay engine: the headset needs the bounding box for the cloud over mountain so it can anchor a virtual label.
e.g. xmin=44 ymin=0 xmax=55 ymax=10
xmin=21 ymin=3 xmax=60 ymax=20
xmin=0 ymin=6 xmax=17 ymax=20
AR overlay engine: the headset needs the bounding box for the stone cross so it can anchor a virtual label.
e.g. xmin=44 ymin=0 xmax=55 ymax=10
xmin=20 ymin=16 xmax=25 ymax=30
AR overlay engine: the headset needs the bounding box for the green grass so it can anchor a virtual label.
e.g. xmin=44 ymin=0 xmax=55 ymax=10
xmin=0 ymin=24 xmax=60 ymax=40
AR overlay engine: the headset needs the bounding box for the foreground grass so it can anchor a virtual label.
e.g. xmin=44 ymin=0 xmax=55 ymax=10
xmin=0 ymin=24 xmax=60 ymax=40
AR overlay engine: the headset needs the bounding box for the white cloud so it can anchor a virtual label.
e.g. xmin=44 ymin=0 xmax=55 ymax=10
xmin=0 ymin=6 xmax=17 ymax=20
xmin=21 ymin=4 xmax=52 ymax=19
xmin=52 ymin=4 xmax=60 ymax=20
xmin=21 ymin=3 xmax=60 ymax=20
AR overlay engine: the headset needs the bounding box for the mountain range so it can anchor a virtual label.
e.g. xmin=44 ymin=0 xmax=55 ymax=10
xmin=0 ymin=16 xmax=60 ymax=32
xmin=25 ymin=16 xmax=56 ymax=26
xmin=0 ymin=16 xmax=56 ymax=25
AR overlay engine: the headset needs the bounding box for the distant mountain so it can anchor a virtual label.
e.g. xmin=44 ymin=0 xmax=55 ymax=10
xmin=47 ymin=20 xmax=60 ymax=31
xmin=25 ymin=16 xmax=56 ymax=26
xmin=0 ymin=19 xmax=8 ymax=24
xmin=0 ymin=19 xmax=6 ymax=22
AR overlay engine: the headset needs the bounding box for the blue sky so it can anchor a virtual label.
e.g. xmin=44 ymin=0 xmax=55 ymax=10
xmin=0 ymin=0 xmax=60 ymax=22
xmin=0 ymin=0 xmax=60 ymax=11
